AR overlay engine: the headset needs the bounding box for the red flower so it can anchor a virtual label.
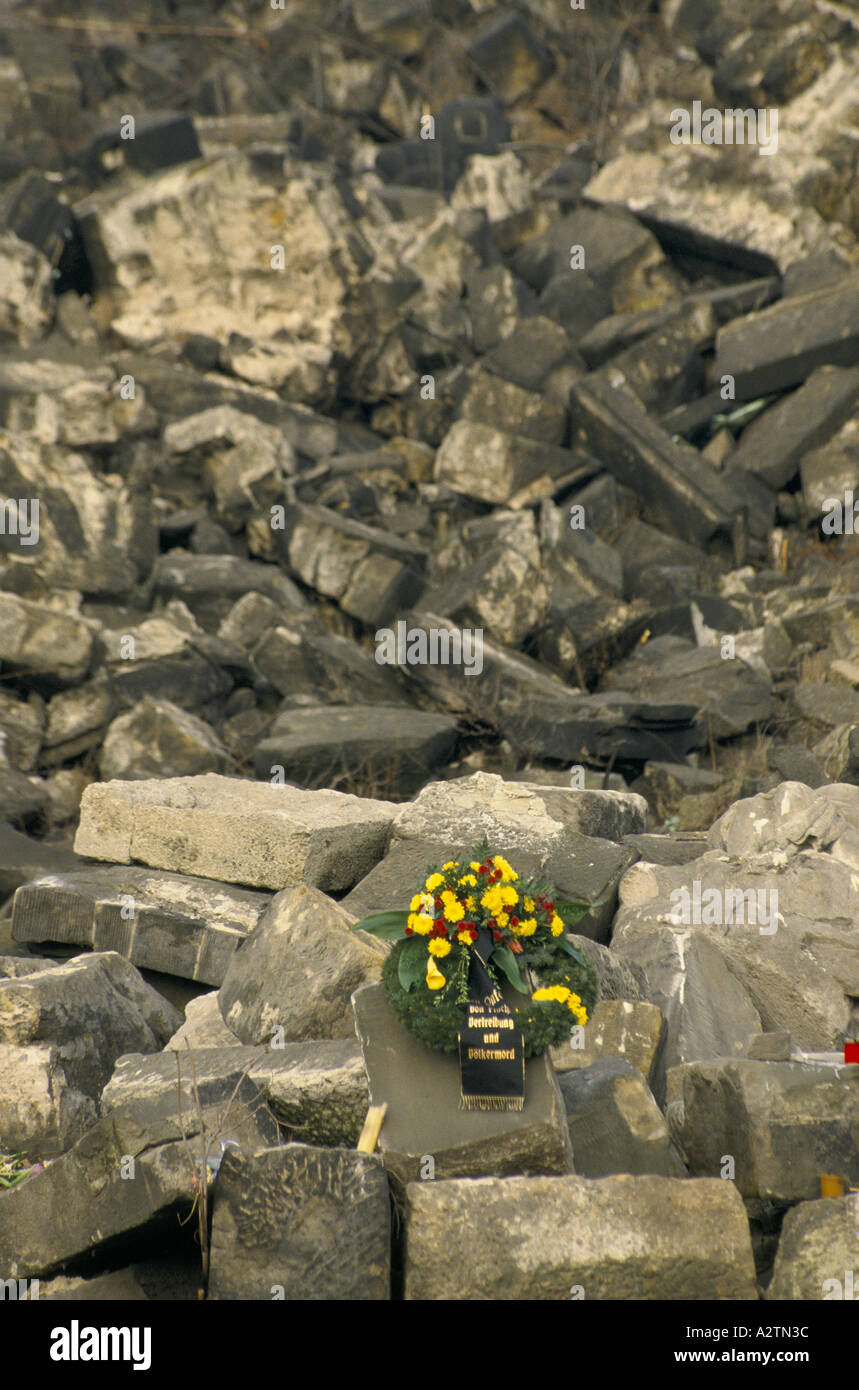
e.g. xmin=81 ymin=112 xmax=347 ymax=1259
xmin=405 ymin=926 xmax=414 ymax=936
xmin=510 ymin=915 xmax=519 ymax=927
xmin=438 ymin=923 xmax=448 ymax=936
xmin=545 ymin=901 xmax=555 ymax=913
xmin=492 ymin=929 xmax=501 ymax=942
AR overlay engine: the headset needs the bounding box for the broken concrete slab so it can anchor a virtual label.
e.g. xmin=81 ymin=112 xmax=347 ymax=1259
xmin=73 ymin=774 xmax=396 ymax=892
xmin=11 ymin=866 xmax=270 ymax=986
xmin=218 ymin=885 xmax=387 ymax=1044
xmin=403 ymin=1172 xmax=758 ymax=1299
xmin=670 ymin=1057 xmax=859 ymax=1202
xmin=353 ymin=981 xmax=573 ymax=1189
xmin=208 ymin=1143 xmax=390 ymax=1300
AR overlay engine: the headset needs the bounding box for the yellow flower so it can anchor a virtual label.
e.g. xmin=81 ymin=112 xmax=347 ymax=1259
xmin=469 ymin=861 xmax=483 ymax=872
xmin=456 ymin=929 xmax=473 ymax=946
xmin=408 ymin=912 xmax=432 ymax=936
xmin=465 ymin=895 xmax=476 ymax=911
xmin=428 ymin=937 xmax=451 ymax=957
xmin=425 ymin=873 xmax=444 ymax=892
xmin=524 ymin=896 xmax=534 ymax=913
xmin=496 ymin=911 xmax=509 ymax=928
xmin=533 ymin=985 xmax=571 ymax=1005
xmin=442 ymin=861 xmax=458 ymax=871
xmin=481 ymin=885 xmax=504 ymax=915
xmin=492 ymin=855 xmax=517 ymax=880
xmin=518 ymin=918 xmax=537 ymax=937
xmin=457 ymin=874 xmax=477 ymax=889
xmin=499 ymin=885 xmax=518 ymax=906
xmin=410 ymin=892 xmax=433 ymax=912
xmin=440 ymin=891 xmax=465 ymax=924
xmin=426 ymin=958 xmax=445 ymax=990
xmin=550 ymin=914 xmax=564 ymax=937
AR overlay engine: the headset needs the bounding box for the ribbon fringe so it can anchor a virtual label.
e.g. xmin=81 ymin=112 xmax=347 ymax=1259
xmin=460 ymin=1093 xmax=525 ymax=1112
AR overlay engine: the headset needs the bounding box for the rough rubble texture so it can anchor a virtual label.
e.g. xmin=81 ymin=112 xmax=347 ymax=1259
xmin=1 ymin=0 xmax=859 ymax=1305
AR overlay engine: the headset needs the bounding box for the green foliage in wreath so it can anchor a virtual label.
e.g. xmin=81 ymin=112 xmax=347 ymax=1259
xmin=355 ymin=846 xmax=600 ymax=1059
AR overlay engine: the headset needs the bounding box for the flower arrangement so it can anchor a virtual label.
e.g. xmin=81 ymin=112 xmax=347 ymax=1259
xmin=352 ymin=848 xmax=598 ymax=1058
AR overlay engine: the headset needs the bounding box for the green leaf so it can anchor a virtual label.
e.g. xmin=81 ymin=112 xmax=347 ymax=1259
xmin=556 ymin=899 xmax=592 ymax=930
xmin=557 ymin=937 xmax=588 ymax=968
xmin=350 ymin=910 xmax=409 ymax=940
xmin=491 ymin=945 xmax=529 ymax=994
xmin=398 ymin=936 xmax=430 ymax=992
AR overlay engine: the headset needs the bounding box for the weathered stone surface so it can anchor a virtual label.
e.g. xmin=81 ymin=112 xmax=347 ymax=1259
xmin=208 ymin=1144 xmax=390 ymax=1300
xmin=0 ymin=594 xmax=93 ymax=684
xmin=0 ymin=823 xmax=83 ymax=900
xmin=166 ymin=992 xmax=240 ymax=1050
xmin=35 ymin=1269 xmax=150 ymax=1300
xmin=0 ymin=1078 xmax=277 ymax=1278
xmin=12 ymin=866 xmax=270 ymax=986
xmin=253 ymin=704 xmax=458 ymax=798
xmin=670 ymin=1057 xmax=859 ymax=1201
xmin=604 ymin=637 xmax=774 ymax=739
xmin=0 ymin=232 xmax=53 ymax=345
xmin=434 ymin=420 xmax=575 ymax=505
xmin=100 ymin=698 xmax=234 ymax=781
xmin=390 ymin=772 xmax=646 ymax=855
xmin=353 ymin=982 xmax=573 ymax=1188
xmin=74 ymin=774 xmax=395 ymax=892
xmin=0 ymin=689 xmax=43 ymax=770
xmin=559 ymin=1058 xmax=686 ymax=1179
xmin=766 ymin=1194 xmax=859 ymax=1301
xmin=403 ymin=1174 xmax=758 ymax=1299
xmin=730 ymin=365 xmax=859 ymax=490
xmin=0 ymin=951 xmax=181 ymax=1155
xmin=716 ymin=275 xmax=859 ymax=399
xmin=551 ymin=999 xmax=665 ymax=1086
xmin=219 ymin=886 xmax=387 ymax=1044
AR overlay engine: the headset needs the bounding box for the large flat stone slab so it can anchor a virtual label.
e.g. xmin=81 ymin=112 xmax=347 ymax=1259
xmin=766 ymin=1194 xmax=859 ymax=1301
xmin=208 ymin=1144 xmax=390 ymax=1300
xmin=353 ymin=982 xmax=573 ymax=1188
xmin=404 ymin=1173 xmax=758 ymax=1299
xmin=73 ymin=774 xmax=396 ymax=891
xmin=11 ymin=866 xmax=270 ymax=986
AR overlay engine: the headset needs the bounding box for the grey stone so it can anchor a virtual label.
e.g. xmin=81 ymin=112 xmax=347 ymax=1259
xmin=434 ymin=420 xmax=575 ymax=505
xmin=41 ymin=681 xmax=115 ymax=766
xmin=250 ymin=610 xmax=411 ymax=707
xmin=219 ymin=885 xmax=387 ymax=1044
xmin=551 ymin=999 xmax=664 ymax=1085
xmin=622 ymin=832 xmax=710 ymax=866
xmin=746 ymin=1031 xmax=792 ymax=1061
xmin=12 ymin=866 xmax=270 ymax=986
xmin=404 ymin=1173 xmax=758 ymax=1299
xmin=35 ymin=1269 xmax=150 ymax=1300
xmin=0 ymin=823 xmax=83 ymax=900
xmin=604 ymin=636 xmax=774 ymax=740
xmin=166 ymin=993 xmax=241 ymax=1050
xmin=570 ymin=373 xmax=745 ymax=545
xmin=767 ymin=1194 xmax=859 ymax=1301
xmin=715 ymin=275 xmax=859 ymax=399
xmin=0 ymin=594 xmax=93 ymax=684
xmin=458 ymin=367 xmax=567 ymax=446
xmin=0 ymin=1078 xmax=277 ymax=1278
xmin=559 ymin=1058 xmax=686 ymax=1178
xmin=100 ymin=697 xmax=234 ymax=781
xmin=208 ymin=1144 xmax=390 ymax=1300
xmin=353 ymin=982 xmax=573 ymax=1189
xmin=253 ymin=704 xmax=458 ymax=799
xmin=0 ymin=690 xmax=43 ymax=770
xmin=390 ymin=772 xmax=647 ymax=856
xmin=73 ymin=774 xmax=396 ymax=892
xmin=730 ymin=365 xmax=859 ymax=490
xmin=670 ymin=1058 xmax=859 ymax=1202
xmin=0 ymin=231 xmax=53 ymax=345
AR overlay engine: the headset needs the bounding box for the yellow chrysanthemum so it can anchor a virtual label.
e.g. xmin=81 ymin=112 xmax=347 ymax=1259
xmin=524 ymin=896 xmax=534 ymax=912
xmin=465 ymin=895 xmax=476 ymax=911
xmin=518 ymin=918 xmax=537 ymax=936
xmin=440 ymin=890 xmax=465 ymax=924
xmin=481 ymin=885 xmax=504 ymax=915
xmin=426 ymin=958 xmax=445 ymax=990
xmin=492 ymin=855 xmax=517 ymax=880
xmin=456 ymin=929 xmax=474 ymax=946
xmin=469 ymin=861 xmax=482 ymax=873
xmin=442 ymin=861 xmax=458 ymax=871
xmin=425 ymin=873 xmax=444 ymax=892
xmin=410 ymin=892 xmax=432 ymax=912
xmin=550 ymin=914 xmax=564 ymax=937
xmin=408 ymin=912 xmax=432 ymax=936
xmin=496 ymin=911 xmax=509 ymax=928
xmin=428 ymin=937 xmax=451 ymax=957
xmin=457 ymin=874 xmax=477 ymax=889
xmin=498 ymin=884 xmax=518 ymax=906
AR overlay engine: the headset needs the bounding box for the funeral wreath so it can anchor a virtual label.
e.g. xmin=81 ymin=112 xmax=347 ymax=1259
xmin=351 ymin=850 xmax=599 ymax=1058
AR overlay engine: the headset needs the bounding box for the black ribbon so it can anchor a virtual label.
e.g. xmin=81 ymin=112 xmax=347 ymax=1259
xmin=457 ymin=928 xmax=525 ymax=1111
